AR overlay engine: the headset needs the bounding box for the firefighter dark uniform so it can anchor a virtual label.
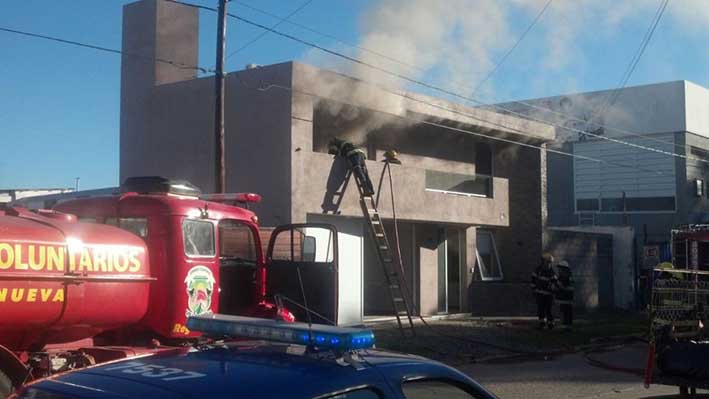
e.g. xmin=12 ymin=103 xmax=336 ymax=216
xmin=531 ymin=254 xmax=557 ymax=329
xmin=328 ymin=138 xmax=375 ymax=196
xmin=555 ymin=260 xmax=574 ymax=330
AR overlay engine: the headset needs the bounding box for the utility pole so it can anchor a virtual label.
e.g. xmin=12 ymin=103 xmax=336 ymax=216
xmin=214 ymin=0 xmax=228 ymax=193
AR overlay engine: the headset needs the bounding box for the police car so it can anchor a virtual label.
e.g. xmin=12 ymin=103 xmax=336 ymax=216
xmin=15 ymin=315 xmax=497 ymax=398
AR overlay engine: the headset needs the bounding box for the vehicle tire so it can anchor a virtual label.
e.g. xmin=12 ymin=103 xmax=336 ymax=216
xmin=0 ymin=369 xmax=12 ymax=398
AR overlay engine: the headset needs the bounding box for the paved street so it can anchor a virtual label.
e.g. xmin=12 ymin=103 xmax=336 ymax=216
xmin=460 ymin=344 xmax=704 ymax=399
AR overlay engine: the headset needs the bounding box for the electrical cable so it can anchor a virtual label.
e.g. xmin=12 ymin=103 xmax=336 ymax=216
xmin=225 ymin=0 xmax=315 ymax=60
xmin=222 ymin=6 xmax=708 ymax=165
xmin=470 ymin=0 xmax=553 ymax=97
xmin=589 ymin=0 xmax=670 ymax=126
xmin=229 ymin=0 xmax=426 ymax=75
xmin=167 ymin=0 xmax=705 ymax=165
xmin=0 ymin=26 xmax=214 ymax=74
xmin=0 ymin=19 xmax=659 ymax=176
xmin=236 ymin=0 xmax=699 ymax=158
xmin=238 ymin=75 xmax=664 ymax=175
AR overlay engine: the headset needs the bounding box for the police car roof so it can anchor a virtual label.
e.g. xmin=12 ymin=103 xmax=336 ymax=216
xmin=22 ymin=342 xmax=491 ymax=398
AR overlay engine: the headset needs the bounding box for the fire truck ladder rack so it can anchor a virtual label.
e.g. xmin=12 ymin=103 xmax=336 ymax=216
xmin=353 ymin=170 xmax=416 ymax=336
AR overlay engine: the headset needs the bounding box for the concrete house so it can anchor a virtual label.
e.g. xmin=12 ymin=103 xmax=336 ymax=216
xmin=120 ymin=0 xmax=555 ymax=323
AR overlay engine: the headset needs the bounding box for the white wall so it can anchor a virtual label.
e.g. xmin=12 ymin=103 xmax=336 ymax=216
xmin=685 ymin=81 xmax=709 ymax=139
xmin=307 ymin=214 xmax=364 ymax=326
xmin=499 ymin=80 xmax=686 ymax=141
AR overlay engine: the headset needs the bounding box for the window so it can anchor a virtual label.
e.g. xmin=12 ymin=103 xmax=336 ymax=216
xmin=597 ymin=196 xmax=675 ymax=212
xmin=183 ymin=219 xmax=215 ymax=256
xmin=317 ymin=387 xmax=383 ymax=399
xmin=674 ymin=240 xmax=688 ymax=269
xmin=475 ymin=142 xmax=492 ymax=176
xmin=425 ymin=170 xmax=492 ymax=198
xmin=119 ymin=218 xmax=148 ymax=238
xmin=696 ymin=179 xmax=704 ymax=197
xmin=576 ymin=199 xmax=599 ymax=211
xmin=476 ymin=230 xmax=503 ymax=281
xmin=104 ymin=217 xmax=148 ymax=238
xmin=270 ymin=227 xmax=334 ymax=262
xmin=219 ymin=220 xmax=258 ymax=266
xmin=402 ymin=380 xmax=478 ymax=399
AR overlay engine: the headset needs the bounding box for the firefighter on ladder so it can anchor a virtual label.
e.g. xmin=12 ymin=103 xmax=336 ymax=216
xmin=531 ymin=253 xmax=558 ymax=329
xmin=555 ymin=260 xmax=575 ymax=331
xmin=328 ymin=138 xmax=375 ymax=196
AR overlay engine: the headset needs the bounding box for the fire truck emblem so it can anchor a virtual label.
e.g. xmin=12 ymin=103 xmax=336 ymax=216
xmin=184 ymin=266 xmax=215 ymax=317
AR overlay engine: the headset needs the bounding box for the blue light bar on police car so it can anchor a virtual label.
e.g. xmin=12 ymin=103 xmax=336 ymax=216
xmin=186 ymin=314 xmax=375 ymax=351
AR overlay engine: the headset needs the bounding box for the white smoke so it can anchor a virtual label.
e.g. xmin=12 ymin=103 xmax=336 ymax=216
xmin=300 ymin=0 xmax=709 ymax=144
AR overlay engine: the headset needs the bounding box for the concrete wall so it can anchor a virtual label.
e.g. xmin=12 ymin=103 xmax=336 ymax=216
xmin=550 ymin=226 xmax=635 ymax=309
xmin=685 ymin=81 xmax=709 ymax=139
xmin=498 ymin=81 xmax=687 ymax=141
xmin=545 ymin=229 xmax=614 ymax=310
xmin=149 ymin=65 xmax=295 ymax=226
xmin=120 ymin=0 xmax=198 ymax=182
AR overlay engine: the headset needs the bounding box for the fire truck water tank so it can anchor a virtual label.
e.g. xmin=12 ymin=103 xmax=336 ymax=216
xmin=0 ymin=209 xmax=151 ymax=350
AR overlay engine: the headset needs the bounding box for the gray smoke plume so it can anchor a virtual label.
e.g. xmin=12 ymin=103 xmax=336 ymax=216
xmin=301 ymin=0 xmax=705 ymax=146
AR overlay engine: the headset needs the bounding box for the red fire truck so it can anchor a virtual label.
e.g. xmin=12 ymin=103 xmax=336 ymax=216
xmin=0 ymin=177 xmax=339 ymax=395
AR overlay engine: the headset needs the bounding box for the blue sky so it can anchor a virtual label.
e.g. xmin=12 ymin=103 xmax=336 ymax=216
xmin=1 ymin=0 xmax=708 ymax=189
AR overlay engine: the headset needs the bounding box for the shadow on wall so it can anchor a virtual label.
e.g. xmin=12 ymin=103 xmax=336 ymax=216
xmin=545 ymin=230 xmax=614 ymax=310
xmin=321 ymin=157 xmax=350 ymax=214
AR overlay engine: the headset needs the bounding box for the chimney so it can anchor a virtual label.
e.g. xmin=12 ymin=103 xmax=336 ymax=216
xmin=119 ymin=0 xmax=199 ymax=181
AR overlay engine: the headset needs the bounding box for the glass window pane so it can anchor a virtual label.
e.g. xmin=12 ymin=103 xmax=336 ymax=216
xmin=119 ymin=217 xmax=148 ymax=238
xmin=402 ymin=380 xmax=476 ymax=399
xmin=476 ymin=231 xmax=502 ymax=280
xmin=220 ymin=220 xmax=257 ymax=265
xmin=425 ymin=170 xmax=492 ymax=198
xmin=183 ymin=219 xmax=215 ymax=256
xmin=270 ymin=227 xmax=334 ymax=263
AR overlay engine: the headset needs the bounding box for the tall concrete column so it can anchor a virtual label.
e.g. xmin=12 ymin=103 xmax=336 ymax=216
xmin=120 ymin=0 xmax=199 ymax=182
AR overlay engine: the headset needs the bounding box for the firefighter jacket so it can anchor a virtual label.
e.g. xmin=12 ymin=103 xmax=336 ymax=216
xmin=555 ymin=274 xmax=574 ymax=305
xmin=531 ymin=264 xmax=557 ymax=296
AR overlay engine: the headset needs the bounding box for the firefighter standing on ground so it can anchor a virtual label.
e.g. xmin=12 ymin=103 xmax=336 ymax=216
xmin=531 ymin=254 xmax=558 ymax=329
xmin=555 ymin=260 xmax=575 ymax=331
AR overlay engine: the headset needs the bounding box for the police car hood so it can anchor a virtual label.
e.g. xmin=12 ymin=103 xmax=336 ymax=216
xmin=24 ymin=344 xmax=421 ymax=398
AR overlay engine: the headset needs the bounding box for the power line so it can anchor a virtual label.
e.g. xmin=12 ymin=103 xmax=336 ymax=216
xmin=225 ymin=0 xmax=315 ymax=60
xmin=590 ymin=0 xmax=669 ymax=125
xmin=470 ymin=0 xmax=553 ymax=97
xmin=222 ymin=0 xmax=426 ymax=74
xmin=226 ymin=0 xmax=690 ymax=157
xmin=0 ymin=3 xmax=661 ymax=176
xmin=233 ymin=74 xmax=662 ymax=175
xmin=0 ymin=26 xmax=214 ymax=74
xmin=171 ymin=0 xmax=700 ymax=163
xmin=212 ymin=7 xmax=709 ymax=166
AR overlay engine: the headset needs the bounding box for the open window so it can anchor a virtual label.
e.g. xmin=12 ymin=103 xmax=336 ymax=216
xmin=218 ymin=220 xmax=260 ymax=315
xmin=475 ymin=230 xmax=503 ymax=281
xmin=266 ymin=224 xmax=338 ymax=324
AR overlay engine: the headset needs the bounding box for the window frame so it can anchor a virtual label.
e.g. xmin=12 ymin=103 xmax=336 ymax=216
xmin=400 ymin=377 xmax=486 ymax=399
xmin=312 ymin=385 xmax=385 ymax=399
xmin=182 ymin=218 xmax=216 ymax=258
xmin=218 ymin=219 xmax=260 ymax=265
xmin=475 ymin=230 xmax=504 ymax=281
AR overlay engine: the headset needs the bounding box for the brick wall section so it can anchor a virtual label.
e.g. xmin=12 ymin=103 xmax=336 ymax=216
xmin=470 ymin=143 xmax=545 ymax=315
